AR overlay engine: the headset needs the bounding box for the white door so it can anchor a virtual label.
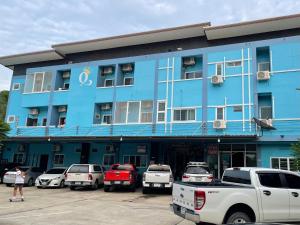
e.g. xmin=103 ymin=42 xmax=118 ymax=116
xmin=257 ymin=172 xmax=289 ymax=222
xmin=284 ymin=173 xmax=300 ymax=221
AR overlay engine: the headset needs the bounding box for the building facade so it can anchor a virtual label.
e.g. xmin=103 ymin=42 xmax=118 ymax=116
xmin=1 ymin=14 xmax=300 ymax=178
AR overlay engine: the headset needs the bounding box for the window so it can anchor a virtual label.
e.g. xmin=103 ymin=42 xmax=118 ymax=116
xmin=157 ymin=101 xmax=166 ymax=122
xmin=42 ymin=118 xmax=47 ymax=126
xmin=102 ymin=115 xmax=112 ymax=124
xmin=7 ymin=115 xmax=15 ymax=123
xmin=26 ymin=118 xmax=38 ymax=126
xmin=260 ymin=106 xmax=272 ymax=119
xmin=258 ymin=62 xmax=270 ymax=72
xmin=184 ymin=71 xmax=202 ymax=79
xmin=233 ymin=106 xmax=242 ymax=112
xmin=12 ymin=83 xmax=20 ymax=90
xmin=141 ymin=101 xmax=153 ymax=123
xmin=115 ymin=102 xmax=127 ymax=123
xmin=284 ymin=173 xmax=300 ymax=189
xmin=127 ymin=102 xmax=140 ymax=123
xmin=53 ymin=154 xmax=64 ymax=165
xmin=104 ymin=79 xmax=114 ymax=87
xmin=258 ymin=173 xmax=282 ymax=188
xmin=59 ymin=117 xmax=66 ymax=126
xmin=103 ymin=154 xmax=115 ymax=166
xmin=63 ymin=83 xmax=70 ymax=90
xmin=216 ymin=107 xmax=225 ymax=120
xmin=222 ymin=170 xmax=251 ymax=185
xmin=13 ymin=154 xmax=24 ymax=164
xmin=94 ymin=165 xmax=102 ymax=172
xmin=173 ymin=109 xmax=195 ymax=121
xmin=226 ymin=61 xmax=242 ymax=67
xmin=24 ymin=72 xmax=52 ymax=93
xmin=271 ymin=157 xmax=295 ymax=171
xmin=216 ymin=63 xmax=223 ymax=76
xmin=124 ymin=77 xmax=134 ymax=86
xmin=123 ymin=155 xmax=147 ymax=167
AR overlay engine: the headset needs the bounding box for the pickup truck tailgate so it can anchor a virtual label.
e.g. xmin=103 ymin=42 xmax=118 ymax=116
xmin=67 ymin=173 xmax=89 ymax=181
xmin=145 ymin=172 xmax=170 ymax=183
xmin=173 ymin=182 xmax=195 ymax=211
xmin=105 ymin=171 xmax=130 ymax=181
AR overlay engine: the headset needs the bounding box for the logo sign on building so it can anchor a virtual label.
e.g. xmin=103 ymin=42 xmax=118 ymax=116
xmin=207 ymin=144 xmax=218 ymax=155
xmin=79 ymin=67 xmax=92 ymax=86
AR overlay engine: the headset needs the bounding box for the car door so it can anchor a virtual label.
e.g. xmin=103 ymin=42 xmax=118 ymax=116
xmin=283 ymin=172 xmax=300 ymax=221
xmin=94 ymin=165 xmax=103 ymax=183
xmin=257 ymin=172 xmax=290 ymax=222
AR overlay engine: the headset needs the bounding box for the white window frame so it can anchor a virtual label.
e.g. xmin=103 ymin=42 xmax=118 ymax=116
xmin=7 ymin=115 xmax=15 ymax=123
xmin=104 ymin=79 xmax=114 ymax=87
xmin=259 ymin=106 xmax=272 ymax=119
xmin=58 ymin=116 xmax=66 ymax=127
xmin=102 ymin=114 xmax=112 ymax=125
xmin=183 ymin=71 xmax=202 ymax=80
xmin=157 ymin=101 xmax=166 ymax=123
xmin=103 ymin=154 xmax=115 ymax=166
xmin=215 ymin=107 xmax=225 ymax=120
xmin=140 ymin=101 xmax=153 ymax=123
xmin=123 ymin=155 xmax=147 ymax=168
xmin=53 ymin=154 xmax=64 ymax=165
xmin=124 ymin=77 xmax=134 ymax=86
xmin=270 ymin=157 xmax=295 ymax=171
xmin=216 ymin=63 xmax=223 ymax=76
xmin=226 ymin=61 xmax=242 ymax=67
xmin=173 ymin=108 xmax=196 ymax=122
xmin=127 ymin=101 xmax=140 ymax=123
xmin=32 ymin=72 xmax=45 ymax=93
xmin=12 ymin=83 xmax=21 ymax=91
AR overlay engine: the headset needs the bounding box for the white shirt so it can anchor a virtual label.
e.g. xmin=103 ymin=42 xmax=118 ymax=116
xmin=15 ymin=170 xmax=25 ymax=184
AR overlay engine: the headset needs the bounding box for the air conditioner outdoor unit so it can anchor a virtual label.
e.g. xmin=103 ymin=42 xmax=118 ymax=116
xmin=102 ymin=67 xmax=113 ymax=75
xmin=257 ymin=71 xmax=270 ymax=81
xmin=53 ymin=144 xmax=62 ymax=152
xmin=62 ymin=71 xmax=70 ymax=79
xmin=101 ymin=103 xmax=111 ymax=110
xmin=211 ymin=75 xmax=223 ymax=84
xmin=58 ymin=106 xmax=67 ymax=113
xmin=121 ymin=64 xmax=133 ymax=72
xmin=95 ymin=113 xmax=101 ymax=119
xmin=29 ymin=108 xmax=39 ymax=115
xmin=183 ymin=57 xmax=196 ymax=66
xmin=213 ymin=120 xmax=227 ymax=129
xmin=261 ymin=119 xmax=272 ymax=126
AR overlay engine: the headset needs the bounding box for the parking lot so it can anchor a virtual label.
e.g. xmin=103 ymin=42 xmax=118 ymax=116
xmin=0 ymin=185 xmax=193 ymax=225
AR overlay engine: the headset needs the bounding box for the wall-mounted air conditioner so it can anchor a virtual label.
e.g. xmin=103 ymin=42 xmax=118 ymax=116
xmin=257 ymin=71 xmax=270 ymax=81
xmin=62 ymin=71 xmax=70 ymax=79
xmin=211 ymin=75 xmax=223 ymax=84
xmin=213 ymin=120 xmax=227 ymax=129
xmin=29 ymin=108 xmax=39 ymax=115
xmin=102 ymin=67 xmax=113 ymax=75
xmin=183 ymin=57 xmax=196 ymax=66
xmin=58 ymin=106 xmax=67 ymax=113
xmin=101 ymin=103 xmax=111 ymax=110
xmin=121 ymin=64 xmax=133 ymax=72
xmin=261 ymin=119 xmax=272 ymax=126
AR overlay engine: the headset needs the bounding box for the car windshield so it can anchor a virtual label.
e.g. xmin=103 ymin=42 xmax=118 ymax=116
xmin=68 ymin=165 xmax=89 ymax=173
xmin=185 ymin=166 xmax=210 ymax=174
xmin=111 ymin=164 xmax=132 ymax=171
xmin=148 ymin=165 xmax=170 ymax=172
xmin=9 ymin=167 xmax=29 ymax=172
xmin=46 ymin=168 xmax=66 ymax=174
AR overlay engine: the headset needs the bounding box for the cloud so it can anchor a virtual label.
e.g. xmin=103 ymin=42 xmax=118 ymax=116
xmin=0 ymin=0 xmax=300 ymax=90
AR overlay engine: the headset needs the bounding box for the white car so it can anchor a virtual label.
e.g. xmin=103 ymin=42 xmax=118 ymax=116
xmin=35 ymin=167 xmax=67 ymax=188
xmin=181 ymin=162 xmax=213 ymax=183
xmin=3 ymin=166 xmax=43 ymax=186
xmin=143 ymin=164 xmax=173 ymax=194
xmin=65 ymin=164 xmax=104 ymax=190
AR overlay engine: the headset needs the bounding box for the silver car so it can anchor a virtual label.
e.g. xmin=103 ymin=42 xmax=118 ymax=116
xmin=3 ymin=166 xmax=43 ymax=186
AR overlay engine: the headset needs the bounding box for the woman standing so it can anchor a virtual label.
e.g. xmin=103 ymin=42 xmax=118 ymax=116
xmin=10 ymin=166 xmax=25 ymax=201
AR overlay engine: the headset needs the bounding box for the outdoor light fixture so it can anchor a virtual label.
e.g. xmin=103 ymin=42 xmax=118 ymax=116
xmin=217 ymin=138 xmax=220 ymax=143
xmin=120 ymin=136 xmax=123 ymax=142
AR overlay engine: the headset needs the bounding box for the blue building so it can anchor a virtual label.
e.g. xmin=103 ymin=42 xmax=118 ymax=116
xmin=1 ymin=14 xmax=300 ymax=178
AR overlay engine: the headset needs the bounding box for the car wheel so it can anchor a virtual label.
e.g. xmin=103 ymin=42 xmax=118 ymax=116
xmin=104 ymin=185 xmax=110 ymax=192
xmin=27 ymin=178 xmax=34 ymax=187
xmin=142 ymin=187 xmax=149 ymax=194
xmin=129 ymin=184 xmax=136 ymax=192
xmin=36 ymin=186 xmax=42 ymax=189
xmin=93 ymin=180 xmax=98 ymax=190
xmin=70 ymin=186 xmax=76 ymax=191
xmin=6 ymin=183 xmax=11 ymax=187
xmin=226 ymin=212 xmax=251 ymax=224
xmin=60 ymin=180 xmax=65 ymax=188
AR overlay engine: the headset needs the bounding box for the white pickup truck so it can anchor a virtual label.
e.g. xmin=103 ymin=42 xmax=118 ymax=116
xmin=171 ymin=167 xmax=300 ymax=225
xmin=142 ymin=164 xmax=173 ymax=194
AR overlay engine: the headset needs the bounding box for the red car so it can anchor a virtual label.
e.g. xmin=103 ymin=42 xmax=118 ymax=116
xmin=104 ymin=164 xmax=138 ymax=192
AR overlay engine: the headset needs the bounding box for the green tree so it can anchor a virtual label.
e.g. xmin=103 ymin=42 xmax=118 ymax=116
xmin=0 ymin=120 xmax=10 ymax=143
xmin=291 ymin=141 xmax=300 ymax=171
xmin=0 ymin=90 xmax=9 ymax=121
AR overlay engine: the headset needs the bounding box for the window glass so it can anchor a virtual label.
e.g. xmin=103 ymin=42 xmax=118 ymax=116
xmin=158 ymin=102 xmax=166 ymax=111
xmin=258 ymin=173 xmax=282 ymax=188
xmin=223 ymin=170 xmax=251 ymax=185
xmin=174 ymin=110 xmax=181 ymax=121
xmin=141 ymin=101 xmax=153 ymax=123
xmin=185 ymin=166 xmax=210 ymax=174
xmin=127 ymin=102 xmax=140 ymax=123
xmin=157 ymin=113 xmax=165 ymax=122
xmin=258 ymin=62 xmax=270 ymax=72
xmin=173 ymin=109 xmax=195 ymax=121
xmin=54 ymin=154 xmax=64 ymax=165
xmin=94 ymin=165 xmax=101 ymax=172
xmin=111 ymin=164 xmax=132 ymax=171
xmin=271 ymin=158 xmax=280 ymax=169
xmin=216 ymin=63 xmax=223 ymax=75
xmin=260 ymin=106 xmax=272 ymax=119
xmin=148 ymin=165 xmax=171 ymax=172
xmin=42 ymin=72 xmax=52 ymax=91
xmin=33 ymin=72 xmax=44 ymax=92
xmin=68 ymin=165 xmax=89 ymax=173
xmin=13 ymin=154 xmax=24 ymax=164
xmin=103 ymin=154 xmax=115 ymax=166
xmin=24 ymin=74 xmax=34 ymax=93
xmin=216 ymin=107 xmax=224 ymax=120
xmin=226 ymin=61 xmax=242 ymax=67
xmin=284 ymin=173 xmax=300 ymax=189
xmin=115 ymin=102 xmax=127 ymax=123
xmin=46 ymin=168 xmax=66 ymax=174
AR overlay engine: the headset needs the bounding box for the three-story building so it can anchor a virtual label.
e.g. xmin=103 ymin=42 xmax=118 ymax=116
xmin=1 ymin=14 xmax=300 ymax=178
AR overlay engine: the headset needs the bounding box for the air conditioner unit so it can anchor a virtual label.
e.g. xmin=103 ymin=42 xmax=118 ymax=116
xmin=257 ymin=71 xmax=270 ymax=81
xmin=261 ymin=119 xmax=273 ymax=126
xmin=101 ymin=103 xmax=111 ymax=110
xmin=213 ymin=120 xmax=227 ymax=129
xmin=211 ymin=75 xmax=223 ymax=84
xmin=29 ymin=108 xmax=39 ymax=115
xmin=102 ymin=67 xmax=113 ymax=75
xmin=95 ymin=113 xmax=101 ymax=119
xmin=58 ymin=106 xmax=67 ymax=113
xmin=62 ymin=71 xmax=70 ymax=79
xmin=183 ymin=57 xmax=196 ymax=66
xmin=121 ymin=64 xmax=133 ymax=72
xmin=53 ymin=144 xmax=62 ymax=152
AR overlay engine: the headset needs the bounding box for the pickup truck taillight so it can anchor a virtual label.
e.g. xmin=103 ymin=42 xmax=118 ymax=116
xmin=208 ymin=175 xmax=214 ymax=180
xmin=182 ymin=175 xmax=189 ymax=179
xmin=129 ymin=173 xmax=133 ymax=181
xmin=194 ymin=190 xmax=206 ymax=210
xmin=88 ymin=173 xmax=93 ymax=180
xmin=169 ymin=174 xmax=173 ymax=182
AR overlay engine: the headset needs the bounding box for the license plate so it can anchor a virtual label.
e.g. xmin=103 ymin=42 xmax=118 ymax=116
xmin=153 ymin=183 xmax=161 ymax=187
xmin=114 ymin=181 xmax=121 ymax=184
xmin=180 ymin=207 xmax=186 ymax=215
xmin=75 ymin=182 xmax=81 ymax=185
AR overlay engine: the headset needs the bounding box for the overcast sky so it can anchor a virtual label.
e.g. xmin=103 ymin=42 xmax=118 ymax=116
xmin=1 ymin=0 xmax=300 ymax=91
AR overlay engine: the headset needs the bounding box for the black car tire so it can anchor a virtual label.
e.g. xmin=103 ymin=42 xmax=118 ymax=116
xmin=27 ymin=178 xmax=34 ymax=187
xmin=70 ymin=186 xmax=76 ymax=190
xmin=93 ymin=180 xmax=99 ymax=190
xmin=6 ymin=183 xmax=11 ymax=187
xmin=104 ymin=185 xmax=110 ymax=192
xmin=60 ymin=180 xmax=65 ymax=188
xmin=226 ymin=212 xmax=251 ymax=224
xmin=142 ymin=187 xmax=149 ymax=194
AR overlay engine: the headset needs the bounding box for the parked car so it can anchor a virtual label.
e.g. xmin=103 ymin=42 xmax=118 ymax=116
xmin=142 ymin=164 xmax=173 ymax=194
xmin=3 ymin=166 xmax=43 ymax=186
xmin=65 ymin=164 xmax=104 ymax=190
xmin=171 ymin=167 xmax=300 ymax=224
xmin=181 ymin=162 xmax=213 ymax=183
xmin=35 ymin=167 xmax=67 ymax=188
xmin=104 ymin=164 xmax=138 ymax=192
xmin=0 ymin=162 xmax=22 ymax=183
